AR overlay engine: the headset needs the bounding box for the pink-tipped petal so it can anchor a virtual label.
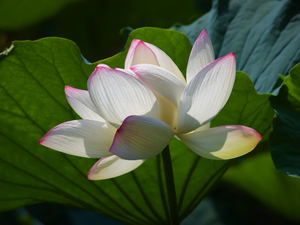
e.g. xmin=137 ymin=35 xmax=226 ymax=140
xmin=125 ymin=39 xmax=186 ymax=84
xmin=131 ymin=64 xmax=185 ymax=107
xmin=65 ymin=86 xmax=104 ymax=122
xmin=187 ymin=30 xmax=215 ymax=83
xmin=115 ymin=68 xmax=139 ymax=79
xmin=125 ymin=39 xmax=144 ymax=68
xmin=96 ymin=64 xmax=110 ymax=69
xmin=125 ymin=40 xmax=159 ymax=69
xmin=177 ymin=125 xmax=262 ymax=160
xmin=87 ymin=155 xmax=145 ymax=180
xmin=177 ymin=53 xmax=236 ymax=134
xmin=38 ymin=120 xmax=116 ymax=158
xmin=88 ymin=66 xmax=160 ymax=128
xmin=109 ymin=115 xmax=174 ymax=160
xmin=143 ymin=42 xmax=186 ymax=84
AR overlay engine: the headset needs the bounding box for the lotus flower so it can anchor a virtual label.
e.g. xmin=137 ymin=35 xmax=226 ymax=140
xmin=38 ymin=30 xmax=262 ymax=180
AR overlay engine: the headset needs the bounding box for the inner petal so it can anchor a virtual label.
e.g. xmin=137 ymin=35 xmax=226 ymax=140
xmin=130 ymin=41 xmax=159 ymax=67
xmin=156 ymin=94 xmax=178 ymax=130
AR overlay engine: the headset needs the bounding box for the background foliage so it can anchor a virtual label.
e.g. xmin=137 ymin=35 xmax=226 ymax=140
xmin=171 ymin=0 xmax=300 ymax=94
xmin=0 ymin=0 xmax=210 ymax=62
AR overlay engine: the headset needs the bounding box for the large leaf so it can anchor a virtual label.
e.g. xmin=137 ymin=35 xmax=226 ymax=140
xmin=0 ymin=0 xmax=81 ymax=31
xmin=171 ymin=0 xmax=300 ymax=94
xmin=0 ymin=27 xmax=274 ymax=224
xmin=269 ymin=63 xmax=300 ymax=178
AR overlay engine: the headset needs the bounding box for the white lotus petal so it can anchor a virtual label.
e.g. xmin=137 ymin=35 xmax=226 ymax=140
xmin=177 ymin=53 xmax=236 ymax=134
xmin=125 ymin=39 xmax=186 ymax=84
xmin=115 ymin=67 xmax=139 ymax=79
xmin=157 ymin=96 xmax=178 ymax=130
xmin=88 ymin=65 xmax=160 ymax=128
xmin=38 ymin=120 xmax=116 ymax=158
xmin=174 ymin=122 xmax=210 ymax=142
xmin=65 ymin=86 xmax=104 ymax=122
xmin=110 ymin=115 xmax=174 ymax=160
xmin=177 ymin=125 xmax=262 ymax=160
xmin=192 ymin=122 xmax=211 ymax=132
xmin=187 ymin=30 xmax=215 ymax=83
xmin=131 ymin=64 xmax=185 ymax=107
xmin=125 ymin=39 xmax=159 ymax=69
xmin=87 ymin=155 xmax=145 ymax=180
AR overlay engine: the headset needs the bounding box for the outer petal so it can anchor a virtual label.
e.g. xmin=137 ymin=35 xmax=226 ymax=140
xmin=186 ymin=30 xmax=215 ymax=83
xmin=88 ymin=65 xmax=160 ymax=128
xmin=109 ymin=115 xmax=175 ymax=160
xmin=87 ymin=155 xmax=145 ymax=180
xmin=177 ymin=53 xmax=236 ymax=134
xmin=125 ymin=39 xmax=186 ymax=84
xmin=115 ymin=67 xmax=139 ymax=79
xmin=131 ymin=64 xmax=185 ymax=107
xmin=38 ymin=120 xmax=116 ymax=158
xmin=65 ymin=86 xmax=104 ymax=122
xmin=177 ymin=125 xmax=262 ymax=160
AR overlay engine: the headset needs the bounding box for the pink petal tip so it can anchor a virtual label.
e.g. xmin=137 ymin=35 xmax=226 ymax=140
xmin=235 ymin=125 xmax=263 ymax=140
xmin=37 ymin=132 xmax=49 ymax=145
xmin=88 ymin=65 xmax=111 ymax=85
xmin=199 ymin=29 xmax=208 ymax=36
xmin=64 ymin=85 xmax=76 ymax=96
xmin=37 ymin=138 xmax=43 ymax=144
xmin=195 ymin=30 xmax=209 ymax=43
xmin=87 ymin=164 xmax=95 ymax=180
xmin=96 ymin=64 xmax=110 ymax=69
xmin=132 ymin=39 xmax=142 ymax=44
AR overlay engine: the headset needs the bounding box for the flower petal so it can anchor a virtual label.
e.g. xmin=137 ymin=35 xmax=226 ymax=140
xmin=177 ymin=125 xmax=262 ymax=160
xmin=157 ymin=96 xmax=178 ymax=130
xmin=177 ymin=53 xmax=236 ymax=134
xmin=115 ymin=67 xmax=139 ymax=79
xmin=88 ymin=64 xmax=160 ymax=128
xmin=125 ymin=40 xmax=186 ymax=84
xmin=186 ymin=30 xmax=215 ymax=83
xmin=87 ymin=155 xmax=145 ymax=180
xmin=65 ymin=86 xmax=104 ymax=122
xmin=38 ymin=120 xmax=116 ymax=158
xmin=131 ymin=64 xmax=185 ymax=107
xmin=175 ymin=122 xmax=210 ymax=141
xmin=193 ymin=122 xmax=211 ymax=132
xmin=125 ymin=39 xmax=159 ymax=68
xmin=109 ymin=115 xmax=175 ymax=160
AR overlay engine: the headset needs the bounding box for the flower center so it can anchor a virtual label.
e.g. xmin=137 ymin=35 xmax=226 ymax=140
xmin=157 ymin=97 xmax=178 ymax=131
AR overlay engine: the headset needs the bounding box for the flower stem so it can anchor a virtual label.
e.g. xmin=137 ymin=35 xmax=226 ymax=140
xmin=161 ymin=145 xmax=179 ymax=225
